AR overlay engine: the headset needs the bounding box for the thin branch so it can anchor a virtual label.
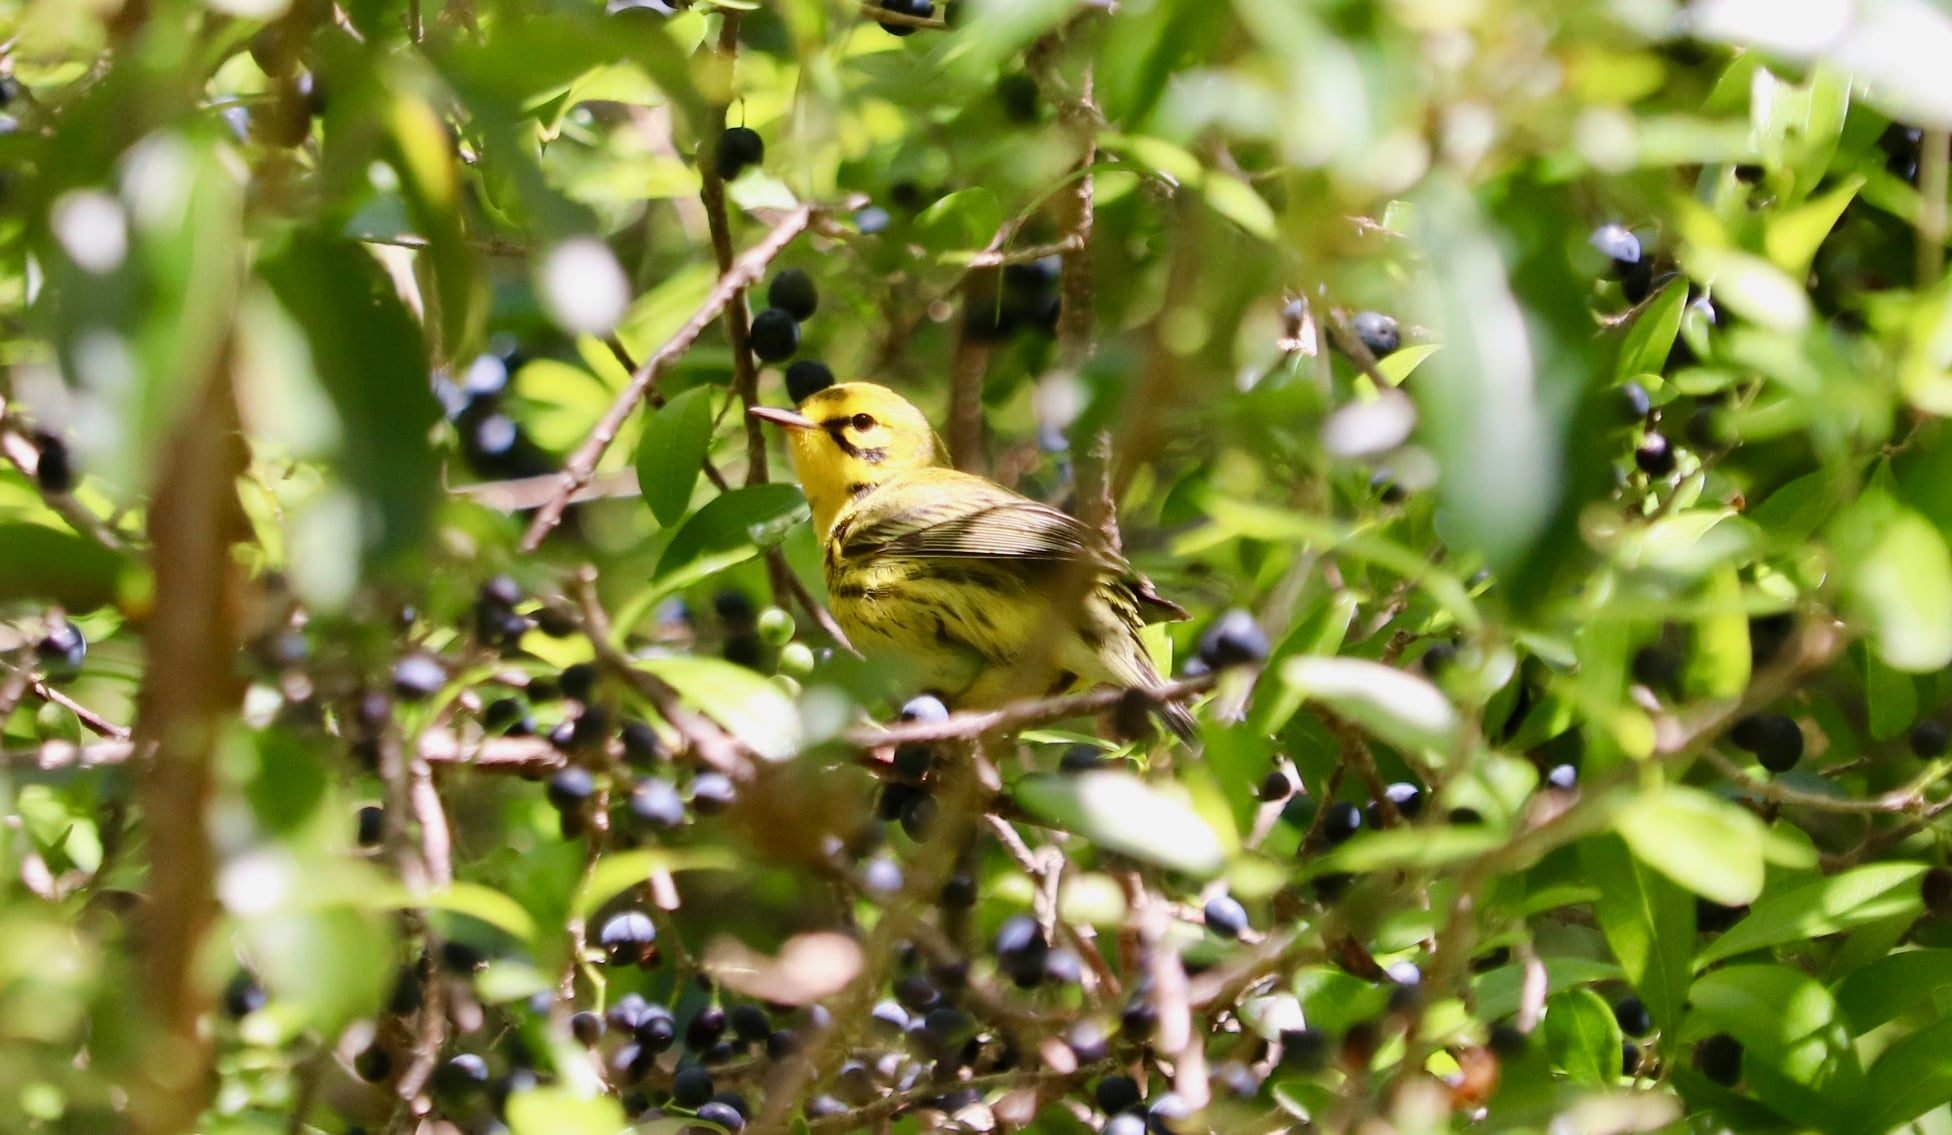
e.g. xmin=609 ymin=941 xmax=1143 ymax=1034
xmin=854 ymin=2 xmax=948 ymax=29
xmin=23 ymin=672 xmax=132 ymax=740
xmin=0 ymin=395 xmax=134 ymax=553
xmin=960 ymin=237 xmax=1082 ymax=269
xmin=697 ymin=13 xmax=768 ymax=491
xmin=805 ymin=1064 xmax=1103 ymax=1134
xmin=453 ymin=469 xmax=640 ymax=511
xmin=518 ymin=204 xmax=820 ymax=551
xmin=849 ymin=672 xmax=1214 ymax=749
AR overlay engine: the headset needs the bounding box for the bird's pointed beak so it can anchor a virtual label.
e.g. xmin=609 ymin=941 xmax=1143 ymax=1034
xmin=749 ymin=405 xmax=816 ymax=430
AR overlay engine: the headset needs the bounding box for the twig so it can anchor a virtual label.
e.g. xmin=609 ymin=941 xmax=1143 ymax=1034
xmin=452 ymin=469 xmax=640 ymax=511
xmin=353 ymin=231 xmax=528 ymax=258
xmin=848 ymin=673 xmax=1214 ymax=749
xmin=961 ymin=237 xmax=1082 ymax=269
xmin=806 ymin=1064 xmax=1101 ymax=1134
xmin=25 ymin=673 xmax=131 ymax=740
xmin=0 ymin=395 xmax=134 ymax=553
xmin=697 ymin=13 xmax=768 ymax=492
xmin=518 ymin=205 xmax=820 ymax=551
xmin=853 ymin=2 xmax=947 ymax=30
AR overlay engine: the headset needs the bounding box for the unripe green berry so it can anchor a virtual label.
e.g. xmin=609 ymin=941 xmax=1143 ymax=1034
xmin=757 ymin=607 xmax=796 ymax=647
xmin=778 ymin=641 xmax=816 ymax=677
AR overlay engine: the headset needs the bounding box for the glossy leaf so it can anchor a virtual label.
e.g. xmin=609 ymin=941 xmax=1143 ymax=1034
xmin=636 ymin=385 xmax=717 ymax=527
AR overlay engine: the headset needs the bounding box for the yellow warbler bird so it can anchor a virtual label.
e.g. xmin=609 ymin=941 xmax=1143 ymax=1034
xmin=751 ymin=382 xmax=1196 ymax=741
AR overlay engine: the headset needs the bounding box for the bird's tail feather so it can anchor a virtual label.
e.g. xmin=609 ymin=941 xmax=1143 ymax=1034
xmin=1158 ymin=696 xmax=1200 ymax=746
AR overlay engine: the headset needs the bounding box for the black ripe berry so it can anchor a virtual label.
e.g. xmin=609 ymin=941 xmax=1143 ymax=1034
xmin=994 ymin=915 xmax=1049 ymax=988
xmin=1198 ymin=609 xmax=1270 ymax=670
xmin=392 ymin=652 xmax=446 ymax=701
xmin=768 ymin=269 xmax=819 ymax=320
xmin=874 ymin=0 xmax=934 ymax=37
xmin=749 ymin=308 xmax=801 ymax=363
xmin=1259 ymin=771 xmax=1292 ymax=802
xmin=1321 ymin=801 xmax=1364 ymax=844
xmin=1635 ymin=432 xmax=1677 ymax=477
xmin=1280 ymin=1027 xmax=1331 ymax=1071
xmin=1349 ymin=311 xmax=1401 ymax=358
xmin=1912 ymin=720 xmax=1949 ymax=759
xmin=1924 ymin=866 xmax=1952 ymax=915
xmin=354 ymin=1042 xmax=392 ymax=1083
xmin=1590 ymin=223 xmax=1643 ymax=273
xmin=571 ymin=1010 xmax=604 ymax=1047
xmin=672 ymin=1064 xmax=714 ymax=1108
xmin=785 ymin=359 xmax=835 ymax=404
xmin=696 ymin=1101 xmax=746 ymax=1131
xmin=629 ymin=777 xmax=686 ymax=828
xmin=32 ymin=431 xmax=73 ymax=493
xmin=434 ymin=1053 xmax=490 ymax=1097
xmin=1613 ymin=995 xmax=1652 ymax=1038
xmin=223 ymin=972 xmax=267 ymax=1018
xmin=1104 ymin=1116 xmax=1147 ymax=1135
xmin=1622 ymin=1040 xmax=1642 ymax=1076
xmin=356 ymin=805 xmax=384 ymax=848
xmin=560 ymin=661 xmax=598 ymax=703
xmin=1202 ymin=895 xmax=1249 ymax=939
xmin=901 ymin=694 xmax=950 ymax=723
xmin=687 ymin=1005 xmax=729 ymax=1051
xmin=691 ymin=772 xmax=736 ymax=814
xmin=1631 ymin=644 xmax=1682 ymax=693
xmin=715 ymin=126 xmax=764 ymax=180
xmin=1095 ymin=1073 xmax=1142 ymax=1115
xmin=1696 ymin=1033 xmax=1742 ymax=1086
xmin=36 ymin=621 xmax=86 ymax=678
xmin=1616 ymin=382 xmax=1651 ymax=425
xmin=1382 ymin=781 xmax=1424 ymax=820
xmin=1731 ymin=713 xmax=1803 ymax=773
xmin=730 ymin=1003 xmax=772 ymax=1043
xmin=996 ymin=72 xmax=1039 ymax=123
xmin=598 ymin=911 xmax=659 ymax=967
xmin=546 ymin=767 xmax=596 ymax=813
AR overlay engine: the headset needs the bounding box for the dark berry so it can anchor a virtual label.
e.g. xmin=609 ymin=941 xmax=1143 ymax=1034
xmin=392 ymin=652 xmax=446 ymax=701
xmin=900 ymin=694 xmax=949 ymax=723
xmin=730 ymin=1004 xmax=771 ymax=1043
xmin=807 ymin=1096 xmax=847 ymax=1118
xmin=1622 ymin=1040 xmax=1642 ymax=1076
xmin=1696 ymin=1033 xmax=1742 ymax=1086
xmin=691 ymin=772 xmax=736 ymax=814
xmin=1259 ymin=771 xmax=1292 ymax=802
xmin=1421 ymin=643 xmax=1457 ymax=677
xmin=1202 ymin=895 xmax=1249 ymax=939
xmin=1912 ymin=721 xmax=1949 ymax=759
xmin=1620 ymin=259 xmax=1654 ymax=304
xmin=855 ymin=206 xmax=892 ymax=234
xmin=598 ymin=911 xmax=658 ymax=966
xmin=1488 ymin=1022 xmax=1527 ymax=1057
xmin=672 ymin=1064 xmax=714 ymax=1108
xmin=1370 ymin=469 xmax=1405 ymax=503
xmin=354 ymin=1043 xmax=392 ymax=1083
xmin=1635 ymin=433 xmax=1677 ymax=477
xmin=1146 ymin=1092 xmax=1193 ymax=1134
xmin=715 ymin=127 xmax=763 ymax=180
xmin=1197 ymin=609 xmax=1269 ymax=670
xmin=571 ymin=1010 xmax=604 ymax=1046
xmin=723 ymin=633 xmax=764 ymax=669
xmin=637 ymin=1011 xmax=678 ymax=1053
xmin=714 ymin=590 xmax=756 ymax=627
xmin=560 ymin=662 xmax=599 ymax=703
xmin=629 ymin=778 xmax=686 ymax=828
xmin=1280 ymin=1027 xmax=1330 ymax=1070
xmin=35 ymin=621 xmax=86 ymax=677
xmin=440 ymin=940 xmax=485 ymax=973
xmin=1121 ymin=993 xmax=1158 ymax=1037
xmin=768 ymin=269 xmax=819 ymax=321
xmin=862 ymin=856 xmax=904 ymax=894
xmin=695 ymin=1100 xmax=745 ymax=1131
xmin=687 ymin=1005 xmax=728 ymax=1051
xmin=621 ymin=719 xmax=662 ymax=764
xmin=534 ymin=604 xmax=577 ymax=637
xmin=874 ymin=0 xmax=934 ymax=37
xmin=1590 ymin=223 xmax=1643 ymax=271
xmin=1321 ymin=801 xmax=1363 ymax=844
xmin=356 ymin=805 xmax=384 ymax=848
xmin=1104 ymin=1116 xmax=1147 ymax=1135
xmin=547 ymin=767 xmax=596 ymax=812
xmin=1924 ymin=866 xmax=1952 ymax=915
xmin=994 ymin=915 xmax=1049 ymax=988
xmin=1382 ymin=781 xmax=1424 ymax=820
xmin=893 ymin=973 xmax=939 ymax=1012
xmin=33 ymin=431 xmax=73 ymax=493
xmin=1349 ymin=311 xmax=1400 ymax=358
xmin=893 ymin=743 xmax=932 ymax=779
xmin=1060 ymin=745 xmax=1106 ymax=773
xmin=480 ymin=574 xmax=522 ymax=609
xmin=1545 ymin=763 xmax=1579 ymax=790
xmin=1095 ymin=1073 xmax=1142 ymax=1115
xmin=1731 ymin=713 xmax=1802 ymax=772
xmin=899 ymin=792 xmax=937 ymax=841
xmin=1632 ymin=644 xmax=1682 ymax=692
xmin=871 ymin=999 xmax=911 ymax=1033
xmin=1616 ymin=382 xmax=1651 ymax=424
xmin=1066 ymin=1020 xmax=1110 ymax=1063
xmin=434 ymin=1053 xmax=490 ymax=1097
xmin=1614 ymin=995 xmax=1652 ymax=1038
xmin=749 ymin=308 xmax=801 ymax=364
xmin=223 ymin=972 xmax=267 ymax=1018
xmin=785 ymin=359 xmax=835 ymax=404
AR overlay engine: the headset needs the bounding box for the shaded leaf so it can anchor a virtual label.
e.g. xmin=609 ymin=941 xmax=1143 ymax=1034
xmin=1015 ymin=771 xmax=1227 ymax=877
xmin=1582 ymin=834 xmax=1693 ymax=1033
xmin=1699 ymin=863 xmax=1929 ymax=968
xmin=636 ymin=386 xmax=717 ymax=527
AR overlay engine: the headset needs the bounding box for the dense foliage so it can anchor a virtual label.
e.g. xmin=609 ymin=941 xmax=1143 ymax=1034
xmin=11 ymin=0 xmax=1952 ymax=1133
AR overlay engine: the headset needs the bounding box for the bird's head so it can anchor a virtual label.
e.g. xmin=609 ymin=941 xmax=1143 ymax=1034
xmin=750 ymin=382 xmax=949 ymax=532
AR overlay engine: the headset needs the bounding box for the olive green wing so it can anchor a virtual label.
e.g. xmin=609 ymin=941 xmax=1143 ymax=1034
xmin=839 ymin=474 xmax=1188 ymax=623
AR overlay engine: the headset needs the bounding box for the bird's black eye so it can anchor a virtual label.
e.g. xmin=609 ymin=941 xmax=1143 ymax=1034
xmin=851 ymin=413 xmax=876 ymax=432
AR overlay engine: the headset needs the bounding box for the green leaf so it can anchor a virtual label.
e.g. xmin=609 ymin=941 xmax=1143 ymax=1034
xmin=655 ymin=484 xmax=809 ymax=589
xmin=1015 ymin=771 xmax=1227 ymax=877
xmin=571 ymin=847 xmax=738 ymax=921
xmin=1681 ymin=245 xmax=1810 ymax=334
xmin=0 ymin=523 xmax=129 ymax=610
xmin=1471 ymin=957 xmax=1622 ymax=1023
xmin=1853 ymin=1017 xmax=1952 ymax=1135
xmin=1864 ymin=647 xmax=1919 ymax=741
xmin=1581 ymin=835 xmax=1693 ymax=1034
xmin=635 ymin=386 xmax=716 ymax=527
xmin=1765 ymin=177 xmax=1861 ymax=280
xmin=1613 ymin=786 xmax=1765 ymax=906
xmin=260 ymin=234 xmax=441 ymax=575
xmin=1615 ymin=280 xmax=1688 ymax=383
xmin=917 ymin=188 xmax=1003 ymax=257
xmin=1687 ymin=567 xmax=1752 ymax=701
xmin=1699 ymin=863 xmax=1929 ymax=968
xmin=1834 ymin=496 xmax=1952 ymax=673
xmin=636 ymin=655 xmax=801 ymax=761
xmin=505 ymin=1087 xmax=627 ymax=1135
xmin=1314 ymin=825 xmax=1502 ymax=873
xmin=1837 ymin=949 xmax=1952 ymax=1032
xmin=1278 ymin=656 xmax=1461 ymax=761
xmin=1200 ymin=174 xmax=1277 ymax=240
xmin=1691 ymin=965 xmax=1861 ymax=1103
xmin=1543 ymin=987 xmax=1622 ymax=1086
xmin=381 ymin=881 xmax=541 ymax=945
